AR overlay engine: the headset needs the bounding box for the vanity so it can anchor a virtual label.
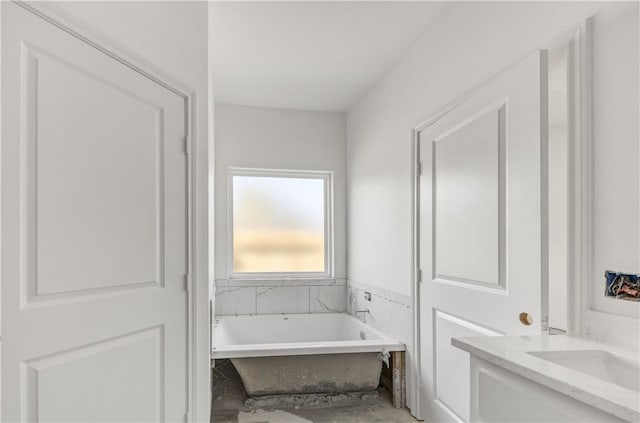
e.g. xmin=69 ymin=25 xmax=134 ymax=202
xmin=453 ymin=335 xmax=639 ymax=422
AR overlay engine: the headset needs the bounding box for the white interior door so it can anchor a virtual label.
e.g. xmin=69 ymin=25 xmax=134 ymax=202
xmin=2 ymin=3 xmax=189 ymax=421
xmin=417 ymin=51 xmax=548 ymax=422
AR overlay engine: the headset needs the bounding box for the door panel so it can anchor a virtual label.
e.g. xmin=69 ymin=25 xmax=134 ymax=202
xmin=434 ymin=104 xmax=505 ymax=287
xmin=23 ymin=327 xmax=163 ymax=422
xmin=434 ymin=311 xmax=500 ymax=422
xmin=27 ymin=43 xmax=163 ymax=298
xmin=418 ymin=51 xmax=548 ymax=422
xmin=2 ymin=3 xmax=188 ymax=421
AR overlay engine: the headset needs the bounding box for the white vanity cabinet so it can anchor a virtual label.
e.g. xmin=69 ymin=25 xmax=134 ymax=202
xmin=470 ymin=356 xmax=627 ymax=422
xmin=453 ymin=336 xmax=639 ymax=423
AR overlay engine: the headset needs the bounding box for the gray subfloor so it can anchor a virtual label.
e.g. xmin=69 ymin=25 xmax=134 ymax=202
xmin=211 ymin=359 xmax=419 ymax=423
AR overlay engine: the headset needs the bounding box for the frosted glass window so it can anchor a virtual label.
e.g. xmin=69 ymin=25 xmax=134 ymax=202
xmin=231 ymin=171 xmax=330 ymax=275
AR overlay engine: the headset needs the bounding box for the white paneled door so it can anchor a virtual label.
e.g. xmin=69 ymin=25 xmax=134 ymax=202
xmin=417 ymin=51 xmax=548 ymax=422
xmin=2 ymin=3 xmax=189 ymax=421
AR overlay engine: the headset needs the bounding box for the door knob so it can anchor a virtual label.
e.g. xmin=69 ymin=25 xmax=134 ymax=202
xmin=519 ymin=312 xmax=533 ymax=326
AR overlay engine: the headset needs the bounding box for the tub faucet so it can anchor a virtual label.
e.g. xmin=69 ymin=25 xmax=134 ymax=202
xmin=355 ymin=309 xmax=370 ymax=323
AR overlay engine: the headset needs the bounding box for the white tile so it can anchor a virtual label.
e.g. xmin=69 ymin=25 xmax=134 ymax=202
xmin=310 ymin=285 xmax=347 ymax=313
xmin=366 ymin=294 xmax=412 ymax=345
xmin=256 ymin=286 xmax=310 ymax=314
xmin=347 ymin=286 xmax=365 ymax=316
xmin=228 ymin=279 xmax=283 ymax=287
xmin=346 ymin=282 xmax=411 ymax=346
xmin=284 ymin=278 xmax=338 ymax=286
xmin=348 ymin=279 xmax=411 ymax=306
xmin=215 ymin=286 xmax=256 ymax=315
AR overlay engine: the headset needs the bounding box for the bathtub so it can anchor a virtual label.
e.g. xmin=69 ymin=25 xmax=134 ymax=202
xmin=211 ymin=313 xmax=405 ymax=396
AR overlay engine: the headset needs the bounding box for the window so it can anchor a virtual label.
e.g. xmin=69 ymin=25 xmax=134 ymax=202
xmin=229 ymin=168 xmax=332 ymax=278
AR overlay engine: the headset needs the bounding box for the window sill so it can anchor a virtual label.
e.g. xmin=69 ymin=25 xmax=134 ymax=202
xmin=215 ymin=278 xmax=347 ymax=288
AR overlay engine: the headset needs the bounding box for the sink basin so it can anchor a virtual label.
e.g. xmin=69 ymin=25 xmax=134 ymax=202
xmin=528 ymin=349 xmax=640 ymax=392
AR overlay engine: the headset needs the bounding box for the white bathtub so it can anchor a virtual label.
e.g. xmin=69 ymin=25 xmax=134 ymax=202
xmin=211 ymin=313 xmax=405 ymax=395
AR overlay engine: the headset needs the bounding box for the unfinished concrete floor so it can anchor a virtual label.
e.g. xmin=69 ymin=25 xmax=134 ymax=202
xmin=211 ymin=359 xmax=419 ymax=423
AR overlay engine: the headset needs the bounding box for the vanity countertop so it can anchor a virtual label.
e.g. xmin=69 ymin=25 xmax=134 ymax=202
xmin=452 ymin=335 xmax=640 ymax=422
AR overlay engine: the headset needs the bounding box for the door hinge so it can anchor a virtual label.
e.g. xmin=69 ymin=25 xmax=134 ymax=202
xmin=541 ymin=315 xmax=549 ymax=332
xmin=417 ymin=161 xmax=422 ymax=175
xmin=183 ymin=274 xmax=191 ymax=292
xmin=183 ymin=135 xmax=190 ymax=156
xmin=417 ymin=268 xmax=423 ymax=283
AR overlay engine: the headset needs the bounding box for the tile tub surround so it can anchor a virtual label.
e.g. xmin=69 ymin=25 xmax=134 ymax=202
xmin=214 ymin=279 xmax=347 ymax=316
xmin=347 ymin=280 xmax=413 ymax=347
xmin=452 ymin=335 xmax=640 ymax=422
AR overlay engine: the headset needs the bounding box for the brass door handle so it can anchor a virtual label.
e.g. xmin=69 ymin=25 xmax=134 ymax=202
xmin=519 ymin=312 xmax=533 ymax=326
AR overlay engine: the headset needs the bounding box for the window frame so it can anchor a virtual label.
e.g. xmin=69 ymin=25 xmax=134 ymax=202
xmin=227 ymin=167 xmax=334 ymax=280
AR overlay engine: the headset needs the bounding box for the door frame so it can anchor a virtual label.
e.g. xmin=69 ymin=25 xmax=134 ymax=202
xmin=408 ymin=19 xmax=593 ymax=421
xmin=3 ymin=2 xmax=209 ymax=421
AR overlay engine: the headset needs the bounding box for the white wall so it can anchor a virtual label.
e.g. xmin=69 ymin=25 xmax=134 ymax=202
xmin=591 ymin=3 xmax=639 ymax=319
xmin=214 ymin=103 xmax=347 ymax=280
xmin=27 ymin=2 xmax=212 ymax=419
xmin=582 ymin=2 xmax=640 ymax=350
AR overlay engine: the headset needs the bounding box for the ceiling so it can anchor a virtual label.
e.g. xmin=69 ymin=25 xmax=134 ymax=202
xmin=211 ymin=1 xmax=447 ymax=112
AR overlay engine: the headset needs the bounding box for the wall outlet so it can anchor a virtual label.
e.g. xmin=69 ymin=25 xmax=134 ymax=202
xmin=364 ymin=291 xmax=372 ymax=302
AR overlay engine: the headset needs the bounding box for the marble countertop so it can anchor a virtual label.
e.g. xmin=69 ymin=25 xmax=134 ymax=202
xmin=452 ymin=335 xmax=640 ymax=422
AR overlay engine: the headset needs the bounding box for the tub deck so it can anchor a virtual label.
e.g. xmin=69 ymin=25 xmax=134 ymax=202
xmin=211 ymin=313 xmax=405 ymax=359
